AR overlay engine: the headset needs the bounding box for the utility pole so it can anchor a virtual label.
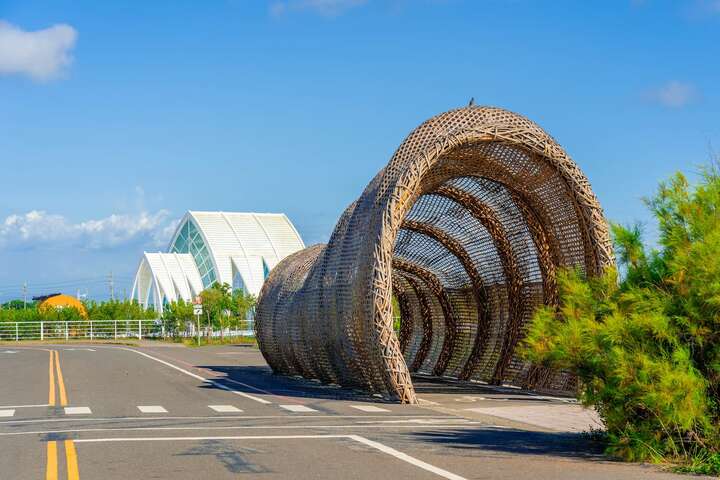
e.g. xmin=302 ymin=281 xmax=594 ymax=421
xmin=22 ymin=282 xmax=27 ymax=309
xmin=108 ymin=271 xmax=115 ymax=301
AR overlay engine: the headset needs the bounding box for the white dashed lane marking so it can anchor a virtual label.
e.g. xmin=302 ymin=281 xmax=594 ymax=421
xmin=137 ymin=406 xmax=168 ymax=413
xmin=279 ymin=405 xmax=318 ymax=413
xmin=208 ymin=405 xmax=242 ymax=413
xmin=64 ymin=407 xmax=92 ymax=415
xmin=350 ymin=405 xmax=390 ymax=413
xmin=0 ymin=410 xmax=15 ymax=417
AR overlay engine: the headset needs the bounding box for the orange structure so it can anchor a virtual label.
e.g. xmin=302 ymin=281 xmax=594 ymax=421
xmin=38 ymin=294 xmax=88 ymax=319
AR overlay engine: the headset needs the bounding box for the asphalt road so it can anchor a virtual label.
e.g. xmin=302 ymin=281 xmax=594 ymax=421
xmin=0 ymin=343 xmax=706 ymax=480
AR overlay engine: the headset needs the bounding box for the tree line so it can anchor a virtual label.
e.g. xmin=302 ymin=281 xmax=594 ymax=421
xmin=0 ymin=282 xmax=256 ymax=340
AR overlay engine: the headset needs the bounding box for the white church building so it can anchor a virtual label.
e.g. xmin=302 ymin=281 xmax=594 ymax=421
xmin=131 ymin=211 xmax=305 ymax=314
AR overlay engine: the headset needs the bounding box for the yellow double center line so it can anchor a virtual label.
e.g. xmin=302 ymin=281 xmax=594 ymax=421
xmin=49 ymin=350 xmax=67 ymax=407
xmin=46 ymin=350 xmax=80 ymax=480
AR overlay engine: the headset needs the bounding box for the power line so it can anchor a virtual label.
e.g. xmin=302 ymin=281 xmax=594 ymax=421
xmin=0 ymin=275 xmax=133 ymax=291
xmin=108 ymin=271 xmax=115 ymax=301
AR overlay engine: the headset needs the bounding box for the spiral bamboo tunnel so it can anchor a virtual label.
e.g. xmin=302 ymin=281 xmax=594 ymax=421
xmin=255 ymin=106 xmax=614 ymax=404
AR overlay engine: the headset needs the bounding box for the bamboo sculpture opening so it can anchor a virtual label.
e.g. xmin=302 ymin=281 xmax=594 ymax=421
xmin=255 ymin=106 xmax=614 ymax=404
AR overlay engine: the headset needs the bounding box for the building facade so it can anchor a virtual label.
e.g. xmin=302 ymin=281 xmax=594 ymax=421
xmin=131 ymin=211 xmax=305 ymax=314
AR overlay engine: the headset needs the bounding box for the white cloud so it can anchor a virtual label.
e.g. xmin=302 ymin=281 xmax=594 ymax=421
xmin=0 ymin=20 xmax=77 ymax=81
xmin=270 ymin=0 xmax=368 ymax=16
xmin=643 ymin=81 xmax=699 ymax=108
xmin=0 ymin=209 xmax=178 ymax=250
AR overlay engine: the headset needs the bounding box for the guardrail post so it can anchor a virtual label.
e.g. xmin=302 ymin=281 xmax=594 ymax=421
xmin=15 ymin=323 xmax=18 ymax=342
xmin=65 ymin=322 xmax=69 ymax=341
xmin=114 ymin=320 xmax=118 ymax=340
xmin=139 ymin=320 xmax=142 ymax=340
xmin=40 ymin=321 xmax=44 ymax=341
xmin=90 ymin=320 xmax=93 ymax=340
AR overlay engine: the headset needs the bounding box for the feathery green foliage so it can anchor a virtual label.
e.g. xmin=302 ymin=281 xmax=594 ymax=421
xmin=0 ymin=299 xmax=156 ymax=322
xmin=523 ymin=163 xmax=720 ymax=470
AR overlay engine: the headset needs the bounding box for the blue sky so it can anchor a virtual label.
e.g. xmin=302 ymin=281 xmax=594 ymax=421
xmin=0 ymin=0 xmax=718 ymax=302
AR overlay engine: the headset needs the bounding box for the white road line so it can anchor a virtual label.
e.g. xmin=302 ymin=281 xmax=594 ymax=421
xmin=357 ymin=419 xmax=471 ymax=424
xmin=2 ymin=350 xmax=17 ymax=354
xmin=64 ymin=407 xmax=92 ymax=415
xmin=73 ymin=434 xmax=347 ymax=443
xmin=350 ymin=405 xmax=390 ymax=413
xmin=0 ymin=404 xmax=49 ymax=409
xmin=349 ymin=435 xmax=467 ymax=480
xmin=279 ymin=405 xmax=318 ymax=413
xmin=119 ymin=348 xmax=272 ymax=405
xmin=0 ymin=423 xmax=484 ymax=437
xmin=0 ymin=410 xmax=15 ymax=417
xmin=137 ymin=406 xmax=168 ymax=413
xmin=209 ymin=405 xmax=242 ymax=413
xmin=213 ymin=376 xmax=279 ymax=397
xmin=71 ymin=434 xmax=467 ymax=479
xmin=0 ymin=414 xmax=455 ymax=426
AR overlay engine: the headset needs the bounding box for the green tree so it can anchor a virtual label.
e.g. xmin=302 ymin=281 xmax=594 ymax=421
xmin=84 ymin=299 xmax=157 ymax=320
xmin=230 ymin=288 xmax=256 ymax=332
xmin=200 ymin=282 xmax=233 ymax=339
xmin=523 ymin=163 xmax=720 ymax=470
xmin=162 ymin=299 xmax=194 ymax=336
xmin=1 ymin=299 xmax=35 ymax=310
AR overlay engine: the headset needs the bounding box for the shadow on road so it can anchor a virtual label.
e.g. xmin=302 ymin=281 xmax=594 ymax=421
xmin=411 ymin=374 xmax=575 ymax=400
xmin=413 ymin=428 xmax=607 ymax=460
xmin=197 ymin=364 xmax=384 ymax=402
xmin=194 ymin=358 xmax=574 ymax=404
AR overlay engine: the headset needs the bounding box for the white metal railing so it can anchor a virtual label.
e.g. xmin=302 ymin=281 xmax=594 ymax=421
xmin=0 ymin=320 xmax=255 ymax=342
xmin=0 ymin=320 xmax=161 ymax=341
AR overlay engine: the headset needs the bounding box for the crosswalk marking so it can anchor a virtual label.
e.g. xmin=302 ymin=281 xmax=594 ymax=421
xmin=64 ymin=407 xmax=92 ymax=415
xmin=208 ymin=405 xmax=242 ymax=413
xmin=137 ymin=405 xmax=168 ymax=413
xmin=279 ymin=404 xmax=318 ymax=413
xmin=350 ymin=405 xmax=390 ymax=413
xmin=0 ymin=409 xmax=15 ymax=417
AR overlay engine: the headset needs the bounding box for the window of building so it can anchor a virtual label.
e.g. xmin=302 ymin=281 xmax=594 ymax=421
xmin=170 ymin=219 xmax=218 ymax=288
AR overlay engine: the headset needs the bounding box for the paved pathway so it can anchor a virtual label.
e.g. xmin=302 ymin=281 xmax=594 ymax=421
xmin=0 ymin=343 xmax=703 ymax=479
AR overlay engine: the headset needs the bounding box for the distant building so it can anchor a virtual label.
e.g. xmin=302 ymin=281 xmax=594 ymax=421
xmin=131 ymin=211 xmax=305 ymax=314
xmin=36 ymin=294 xmax=88 ymax=318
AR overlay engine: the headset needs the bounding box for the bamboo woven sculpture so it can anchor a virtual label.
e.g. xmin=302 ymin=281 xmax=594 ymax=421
xmin=255 ymin=106 xmax=614 ymax=404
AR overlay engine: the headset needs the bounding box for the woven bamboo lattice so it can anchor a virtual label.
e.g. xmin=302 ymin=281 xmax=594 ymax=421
xmin=255 ymin=106 xmax=613 ymax=404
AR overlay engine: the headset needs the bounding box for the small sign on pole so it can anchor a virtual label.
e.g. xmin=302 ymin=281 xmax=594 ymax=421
xmin=193 ymin=297 xmax=203 ymax=345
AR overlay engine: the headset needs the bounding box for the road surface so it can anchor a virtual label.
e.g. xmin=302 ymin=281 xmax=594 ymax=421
xmin=0 ymin=343 xmax=703 ymax=479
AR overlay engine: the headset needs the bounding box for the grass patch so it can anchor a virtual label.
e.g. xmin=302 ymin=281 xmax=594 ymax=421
xmin=672 ymin=451 xmax=720 ymax=476
xmin=173 ymin=336 xmax=257 ymax=348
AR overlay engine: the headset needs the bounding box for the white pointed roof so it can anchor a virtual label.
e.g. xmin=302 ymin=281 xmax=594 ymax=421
xmin=133 ymin=211 xmax=305 ymax=312
xmin=171 ymin=211 xmax=305 ymax=295
xmin=132 ymin=252 xmax=203 ymax=314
